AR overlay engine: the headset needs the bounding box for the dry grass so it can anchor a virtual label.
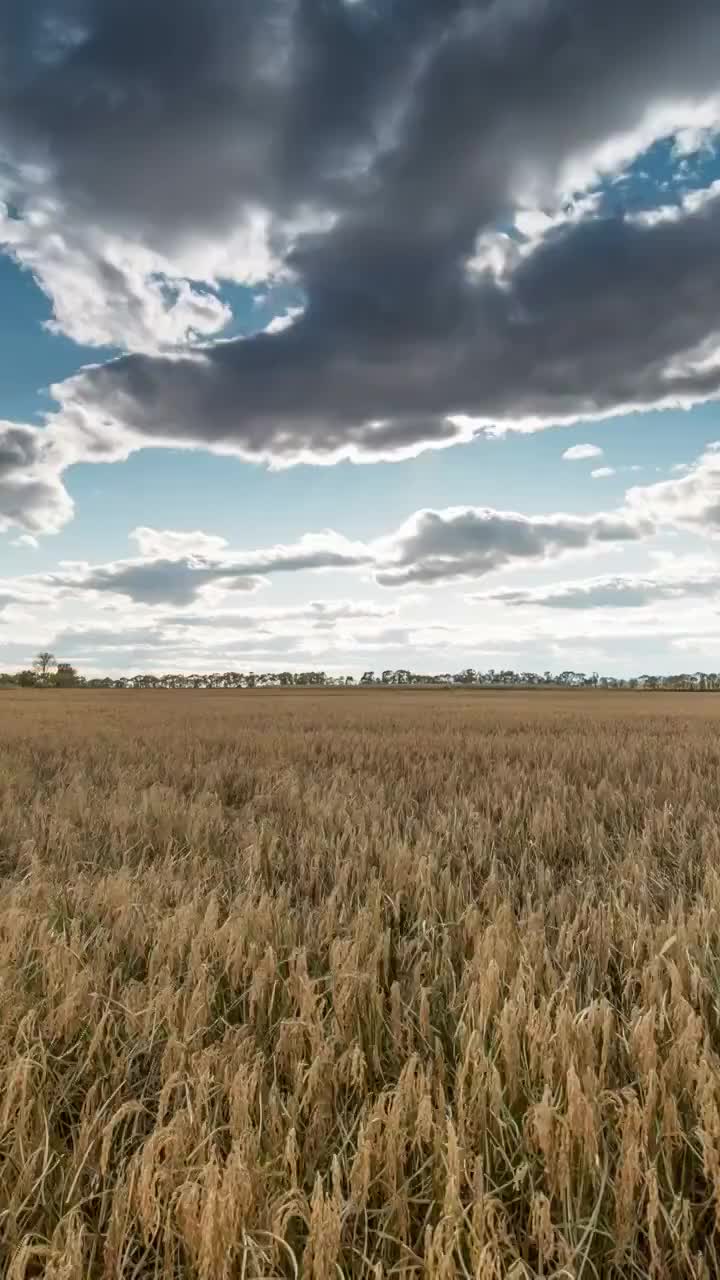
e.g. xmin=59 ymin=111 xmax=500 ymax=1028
xmin=2 ymin=688 xmax=720 ymax=1277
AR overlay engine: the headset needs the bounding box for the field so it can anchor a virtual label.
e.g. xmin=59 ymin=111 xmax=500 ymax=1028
xmin=2 ymin=689 xmax=720 ymax=1277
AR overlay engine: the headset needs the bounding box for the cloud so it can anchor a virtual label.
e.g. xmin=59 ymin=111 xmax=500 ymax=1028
xmin=563 ymin=444 xmax=604 ymax=461
xmin=374 ymin=506 xmax=650 ymax=586
xmin=62 ymin=506 xmax=652 ymax=601
xmin=3 ymin=479 xmax=659 ymax=621
xmin=264 ymin=306 xmax=305 ymax=335
xmin=628 ymin=177 xmax=720 ymax=227
xmin=129 ymin=527 xmax=231 ymax=559
xmin=43 ymin=558 xmax=261 ymax=607
xmin=0 ymin=571 xmax=47 ymax=617
xmin=591 ymin=466 xmax=616 ymax=478
xmin=47 ymin=602 xmax=405 ymax=667
xmin=0 ymin=0 xmax=720 ymax=512
xmin=624 ymin=444 xmax=720 ymax=530
xmin=51 ymin=625 xmax=174 ymax=654
xmin=12 ymin=426 xmax=720 ymax=658
xmin=0 ymin=422 xmax=74 ymax=534
xmin=47 ymin=182 xmax=720 ymax=468
xmin=41 ymin=530 xmax=371 ymax=605
xmin=0 ymin=590 xmax=39 ymax=615
xmin=159 ymin=600 xmax=396 ymax=631
xmin=0 ymin=207 xmax=233 ymax=353
xmin=481 ymin=568 xmax=720 ymax=610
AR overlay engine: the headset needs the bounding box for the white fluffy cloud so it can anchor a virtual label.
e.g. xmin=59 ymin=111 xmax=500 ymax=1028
xmin=562 ymin=444 xmax=604 ymax=461
xmin=129 ymin=527 xmax=232 ymax=559
xmin=624 ymin=444 xmax=720 ymax=530
xmin=0 ymin=205 xmax=235 ymax=353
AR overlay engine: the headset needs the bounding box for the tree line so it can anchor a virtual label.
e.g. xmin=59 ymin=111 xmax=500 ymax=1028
xmin=2 ymin=652 xmax=720 ymax=691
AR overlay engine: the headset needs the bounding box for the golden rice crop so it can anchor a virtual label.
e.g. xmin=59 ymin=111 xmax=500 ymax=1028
xmin=1 ymin=687 xmax=720 ymax=1277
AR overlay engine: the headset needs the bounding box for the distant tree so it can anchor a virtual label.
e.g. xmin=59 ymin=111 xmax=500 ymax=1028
xmin=454 ymin=668 xmax=476 ymax=684
xmin=53 ymin=663 xmax=80 ymax=688
xmin=33 ymin=651 xmax=56 ymax=682
xmin=17 ymin=669 xmax=38 ymax=687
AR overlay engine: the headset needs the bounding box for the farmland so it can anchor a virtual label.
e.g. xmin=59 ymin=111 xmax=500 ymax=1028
xmin=2 ymin=688 xmax=720 ymax=1276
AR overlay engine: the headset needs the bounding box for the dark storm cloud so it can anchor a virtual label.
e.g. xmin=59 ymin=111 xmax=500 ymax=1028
xmin=1 ymin=0 xmax=720 ymax=487
xmin=0 ymin=0 xmax=456 ymax=246
xmin=4 ymin=0 xmax=719 ymax=240
xmin=62 ymin=190 xmax=720 ymax=462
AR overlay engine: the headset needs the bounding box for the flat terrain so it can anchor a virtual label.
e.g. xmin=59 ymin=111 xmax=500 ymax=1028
xmin=2 ymin=689 xmax=720 ymax=1276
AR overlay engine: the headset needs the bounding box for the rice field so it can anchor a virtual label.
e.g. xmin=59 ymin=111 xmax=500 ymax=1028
xmin=2 ymin=687 xmax=720 ymax=1277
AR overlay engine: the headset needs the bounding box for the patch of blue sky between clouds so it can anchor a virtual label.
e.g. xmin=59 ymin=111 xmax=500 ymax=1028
xmin=598 ymin=133 xmax=719 ymax=214
xmin=603 ymin=133 xmax=720 ymax=216
xmin=496 ymin=133 xmax=720 ymax=244
xmin=217 ymin=282 xmax=305 ymax=341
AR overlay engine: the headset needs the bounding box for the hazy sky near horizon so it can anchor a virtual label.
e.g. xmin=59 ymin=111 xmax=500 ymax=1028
xmin=3 ymin=0 xmax=720 ymax=677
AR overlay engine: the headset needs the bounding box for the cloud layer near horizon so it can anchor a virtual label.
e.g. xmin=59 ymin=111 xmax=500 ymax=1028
xmin=3 ymin=2 xmax=720 ymax=532
xmin=19 ymin=499 xmax=652 ymax=608
xmin=5 ymin=467 xmax=720 ymax=674
xmin=1 ymin=446 xmax=717 ymax=617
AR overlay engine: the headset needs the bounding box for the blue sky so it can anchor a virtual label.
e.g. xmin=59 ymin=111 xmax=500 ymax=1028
xmin=3 ymin=1 xmax=720 ymax=677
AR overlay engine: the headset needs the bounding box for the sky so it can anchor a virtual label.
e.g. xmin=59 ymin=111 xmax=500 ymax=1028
xmin=3 ymin=2 xmax=720 ymax=678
